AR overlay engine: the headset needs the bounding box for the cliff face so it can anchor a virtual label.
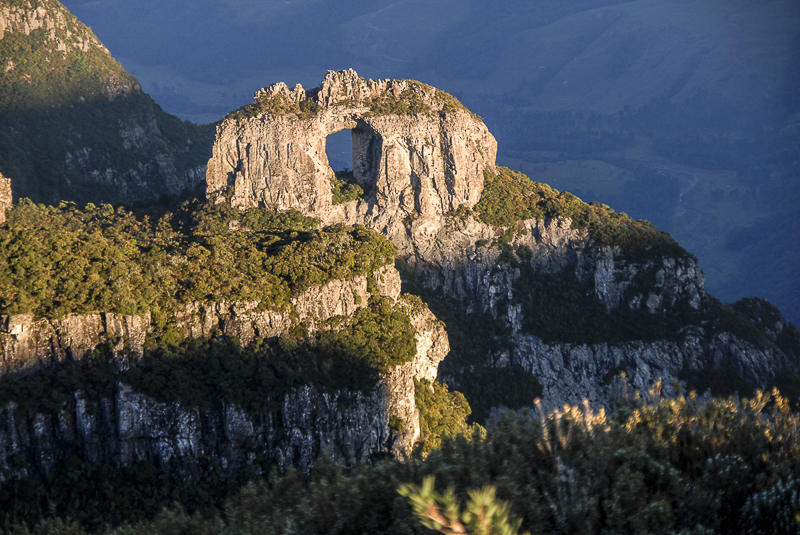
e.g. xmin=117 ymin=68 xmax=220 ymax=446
xmin=0 ymin=265 xmax=400 ymax=376
xmin=402 ymin=211 xmax=796 ymax=411
xmin=206 ymin=70 xmax=799 ymax=412
xmin=206 ymin=69 xmax=496 ymax=223
xmin=0 ymin=172 xmax=10 ymax=224
xmin=0 ymin=264 xmax=450 ymax=482
xmin=0 ymin=0 xmax=213 ymax=205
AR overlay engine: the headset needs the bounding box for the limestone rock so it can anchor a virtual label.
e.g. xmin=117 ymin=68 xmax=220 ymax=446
xmin=0 ymin=265 xmax=400 ymax=377
xmin=206 ymin=69 xmax=496 ymax=221
xmin=204 ymin=69 xmax=795 ymax=414
xmin=0 ymin=262 xmax=450 ymax=479
xmin=0 ymin=171 xmax=10 ymax=224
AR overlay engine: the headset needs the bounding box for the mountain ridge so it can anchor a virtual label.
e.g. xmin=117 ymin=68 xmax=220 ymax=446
xmin=0 ymin=0 xmax=213 ymax=205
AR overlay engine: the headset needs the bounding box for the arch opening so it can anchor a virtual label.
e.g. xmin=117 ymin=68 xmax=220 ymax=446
xmin=324 ymin=126 xmax=381 ymax=204
xmin=325 ymin=129 xmax=353 ymax=173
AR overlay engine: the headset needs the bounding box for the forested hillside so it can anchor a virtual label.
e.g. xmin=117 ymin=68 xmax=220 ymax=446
xmin=0 ymin=0 xmax=213 ymax=205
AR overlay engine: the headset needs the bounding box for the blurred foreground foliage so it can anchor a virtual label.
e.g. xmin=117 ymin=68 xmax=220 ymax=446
xmin=5 ymin=389 xmax=800 ymax=534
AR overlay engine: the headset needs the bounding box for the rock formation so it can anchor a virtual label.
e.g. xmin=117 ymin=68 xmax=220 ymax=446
xmin=0 ymin=263 xmax=450 ymax=481
xmin=0 ymin=172 xmax=10 ymax=225
xmin=206 ymin=69 xmax=496 ymax=222
xmin=206 ymin=70 xmax=799 ymax=412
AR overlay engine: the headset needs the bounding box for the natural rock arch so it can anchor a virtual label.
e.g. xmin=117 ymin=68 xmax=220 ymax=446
xmin=205 ymin=69 xmax=497 ymax=220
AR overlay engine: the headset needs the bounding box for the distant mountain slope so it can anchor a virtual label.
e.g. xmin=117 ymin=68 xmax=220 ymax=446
xmin=0 ymin=0 xmax=213 ymax=205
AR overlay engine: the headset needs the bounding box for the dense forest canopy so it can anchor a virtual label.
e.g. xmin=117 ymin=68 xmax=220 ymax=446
xmin=0 ymin=199 xmax=396 ymax=319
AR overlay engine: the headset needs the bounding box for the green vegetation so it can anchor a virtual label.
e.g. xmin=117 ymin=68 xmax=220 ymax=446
xmin=330 ymin=169 xmax=368 ymax=205
xmin=7 ymin=389 xmax=800 ymax=534
xmin=399 ymin=476 xmax=528 ymax=535
xmin=0 ymin=457 xmax=244 ymax=533
xmin=509 ymin=261 xmax=799 ymax=373
xmin=364 ymin=82 xmax=478 ymax=120
xmin=731 ymin=297 xmax=800 ymax=357
xmin=476 ymin=167 xmax=689 ymax=261
xmin=366 ymin=87 xmax=432 ymax=116
xmin=414 ymin=379 xmax=476 ymax=455
xmin=397 ymin=259 xmax=542 ymax=424
xmin=226 ymin=80 xmax=475 ymax=121
xmin=0 ymin=0 xmax=130 ymax=114
xmin=0 ymin=296 xmax=416 ymax=416
xmin=512 ymin=264 xmax=701 ymax=345
xmin=225 ymin=93 xmax=322 ymax=121
xmin=0 ymin=0 xmax=214 ymax=206
xmin=0 ymin=342 xmax=117 ymax=414
xmin=0 ymin=199 xmax=396 ymax=320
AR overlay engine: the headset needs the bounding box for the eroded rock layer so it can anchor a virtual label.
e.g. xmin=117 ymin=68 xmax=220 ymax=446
xmin=207 ymin=70 xmax=798 ymax=412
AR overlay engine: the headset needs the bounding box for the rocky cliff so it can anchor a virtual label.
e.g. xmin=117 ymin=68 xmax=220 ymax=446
xmin=0 ymin=0 xmax=213 ymax=205
xmin=0 ymin=172 xmax=10 ymax=224
xmin=0 ymin=263 xmax=450 ymax=482
xmin=206 ymin=70 xmax=800 ymax=412
xmin=419 ymin=216 xmax=797 ymax=411
xmin=206 ymin=69 xmax=496 ymax=224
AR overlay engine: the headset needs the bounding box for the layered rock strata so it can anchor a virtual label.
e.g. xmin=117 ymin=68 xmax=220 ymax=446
xmin=0 ymin=264 xmax=449 ymax=481
xmin=0 ymin=265 xmax=401 ymax=376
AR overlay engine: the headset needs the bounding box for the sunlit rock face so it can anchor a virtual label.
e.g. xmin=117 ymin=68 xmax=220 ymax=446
xmin=205 ymin=69 xmax=496 ymax=220
xmin=0 ymin=172 xmax=10 ymax=224
xmin=0 ymin=264 xmax=450 ymax=481
xmin=205 ymin=70 xmax=799 ymax=414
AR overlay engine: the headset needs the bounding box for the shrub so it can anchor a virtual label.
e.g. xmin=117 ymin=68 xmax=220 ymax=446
xmin=330 ymin=169 xmax=367 ymax=205
xmin=415 ymin=379 xmax=475 ymax=455
xmin=476 ymin=167 xmax=690 ymax=261
xmin=0 ymin=199 xmax=396 ymax=319
xmin=7 ymin=389 xmax=800 ymax=534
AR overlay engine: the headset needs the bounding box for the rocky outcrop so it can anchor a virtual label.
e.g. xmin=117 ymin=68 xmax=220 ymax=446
xmin=0 ymin=265 xmax=401 ymax=376
xmin=206 ymin=69 xmax=496 ymax=222
xmin=0 ymin=264 xmax=450 ymax=481
xmin=508 ymin=328 xmax=797 ymax=412
xmin=407 ymin=213 xmax=795 ymax=411
xmin=0 ymin=172 xmax=10 ymax=224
